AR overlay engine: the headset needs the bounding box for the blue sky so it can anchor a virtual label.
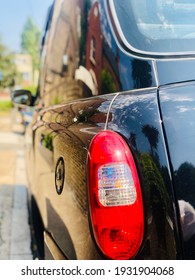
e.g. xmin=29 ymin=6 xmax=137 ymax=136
xmin=0 ymin=0 xmax=53 ymax=52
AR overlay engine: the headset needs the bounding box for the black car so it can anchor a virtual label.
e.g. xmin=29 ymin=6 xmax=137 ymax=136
xmin=13 ymin=0 xmax=195 ymax=260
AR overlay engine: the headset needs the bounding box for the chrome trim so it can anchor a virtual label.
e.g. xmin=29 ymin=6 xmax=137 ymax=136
xmin=104 ymin=0 xmax=151 ymax=61
xmin=152 ymin=60 xmax=159 ymax=88
xmin=108 ymin=0 xmax=195 ymax=59
xmin=155 ymin=56 xmax=195 ymax=62
xmin=105 ymin=92 xmax=120 ymax=129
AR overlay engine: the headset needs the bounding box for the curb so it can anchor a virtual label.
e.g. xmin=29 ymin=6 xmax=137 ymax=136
xmin=10 ymin=185 xmax=32 ymax=260
xmin=10 ymin=149 xmax=32 ymax=260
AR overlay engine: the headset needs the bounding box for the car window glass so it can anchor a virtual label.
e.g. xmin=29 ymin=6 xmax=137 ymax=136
xmin=112 ymin=0 xmax=195 ymax=54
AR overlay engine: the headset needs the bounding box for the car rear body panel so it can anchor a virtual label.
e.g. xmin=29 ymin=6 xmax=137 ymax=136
xmin=31 ymin=86 xmax=184 ymax=260
xmin=159 ymin=81 xmax=195 ymax=259
xmin=106 ymin=88 xmax=181 ymax=259
xmin=30 ymin=94 xmax=116 ymax=259
xmin=156 ymin=60 xmax=195 ymax=86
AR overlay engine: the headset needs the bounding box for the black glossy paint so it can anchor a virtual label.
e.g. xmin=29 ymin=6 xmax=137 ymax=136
xmin=107 ymin=89 xmax=180 ymax=259
xmin=30 ymin=95 xmax=115 ymax=259
xmin=38 ymin=0 xmax=157 ymax=109
xmin=156 ymin=60 xmax=195 ymax=86
xmin=22 ymin=0 xmax=195 ymax=260
xmin=159 ymin=82 xmax=195 ymax=259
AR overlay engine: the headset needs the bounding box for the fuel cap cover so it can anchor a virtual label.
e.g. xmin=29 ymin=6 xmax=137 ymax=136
xmin=55 ymin=157 xmax=65 ymax=195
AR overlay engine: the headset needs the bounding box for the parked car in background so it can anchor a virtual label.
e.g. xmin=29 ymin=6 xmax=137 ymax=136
xmin=12 ymin=0 xmax=195 ymax=260
xmin=11 ymin=96 xmax=35 ymax=134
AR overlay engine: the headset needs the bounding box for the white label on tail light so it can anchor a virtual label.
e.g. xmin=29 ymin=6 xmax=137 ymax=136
xmin=98 ymin=163 xmax=137 ymax=207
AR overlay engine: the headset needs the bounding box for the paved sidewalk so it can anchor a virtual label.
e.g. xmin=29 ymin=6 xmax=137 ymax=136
xmin=0 ymin=112 xmax=32 ymax=260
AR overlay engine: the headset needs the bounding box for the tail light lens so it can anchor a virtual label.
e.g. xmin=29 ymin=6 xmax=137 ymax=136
xmin=87 ymin=130 xmax=144 ymax=260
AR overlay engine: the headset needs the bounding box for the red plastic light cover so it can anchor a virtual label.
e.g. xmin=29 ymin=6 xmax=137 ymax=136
xmin=87 ymin=130 xmax=144 ymax=260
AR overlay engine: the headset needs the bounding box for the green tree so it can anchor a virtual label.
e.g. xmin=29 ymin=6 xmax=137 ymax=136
xmin=21 ymin=17 xmax=41 ymax=74
xmin=100 ymin=69 xmax=116 ymax=94
xmin=142 ymin=124 xmax=159 ymax=156
xmin=0 ymin=39 xmax=17 ymax=88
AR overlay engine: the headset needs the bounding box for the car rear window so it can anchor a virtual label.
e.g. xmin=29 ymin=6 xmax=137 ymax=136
xmin=111 ymin=0 xmax=195 ymax=55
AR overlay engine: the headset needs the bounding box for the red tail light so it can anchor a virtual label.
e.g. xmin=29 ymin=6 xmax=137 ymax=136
xmin=88 ymin=130 xmax=144 ymax=260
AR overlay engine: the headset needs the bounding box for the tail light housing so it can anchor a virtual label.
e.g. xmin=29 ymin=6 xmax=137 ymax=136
xmin=87 ymin=130 xmax=144 ymax=260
